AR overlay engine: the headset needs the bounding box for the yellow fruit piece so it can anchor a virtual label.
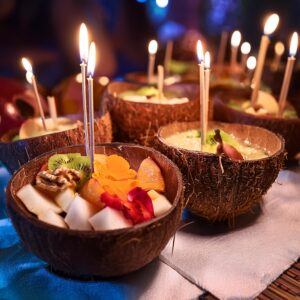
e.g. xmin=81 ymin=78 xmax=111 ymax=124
xmin=137 ymin=157 xmax=165 ymax=192
xmin=80 ymin=178 xmax=105 ymax=209
xmin=94 ymin=154 xmax=107 ymax=165
xmin=106 ymin=154 xmax=137 ymax=180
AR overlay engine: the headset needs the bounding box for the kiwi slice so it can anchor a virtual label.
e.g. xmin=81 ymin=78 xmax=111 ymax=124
xmin=48 ymin=153 xmax=81 ymax=171
xmin=67 ymin=156 xmax=91 ymax=186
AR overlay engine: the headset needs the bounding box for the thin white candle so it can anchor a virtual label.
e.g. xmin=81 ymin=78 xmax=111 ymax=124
xmin=21 ymin=57 xmax=47 ymax=131
xmin=278 ymin=32 xmax=298 ymax=117
xmin=251 ymin=13 xmax=279 ymax=106
xmin=230 ymin=30 xmax=242 ymax=68
xmin=240 ymin=42 xmax=251 ymax=71
xmin=204 ymin=51 xmax=211 ymax=140
xmin=87 ymin=42 xmax=96 ymax=171
xmin=164 ymin=40 xmax=173 ymax=75
xmin=148 ymin=40 xmax=158 ymax=84
xmin=271 ymin=41 xmax=285 ymax=72
xmin=217 ymin=31 xmax=229 ymax=66
xmin=79 ymin=23 xmax=90 ymax=156
xmin=157 ymin=65 xmax=164 ymax=99
xmin=197 ymin=40 xmax=205 ymax=150
xmin=47 ymin=96 xmax=58 ymax=128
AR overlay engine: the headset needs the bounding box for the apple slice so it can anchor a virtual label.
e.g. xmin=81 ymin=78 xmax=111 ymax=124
xmin=16 ymin=184 xmax=62 ymax=216
xmin=65 ymin=195 xmax=99 ymax=230
xmin=38 ymin=209 xmax=68 ymax=228
xmin=55 ymin=188 xmax=75 ymax=212
xmin=89 ymin=207 xmax=132 ymax=231
xmin=148 ymin=190 xmax=172 ymax=217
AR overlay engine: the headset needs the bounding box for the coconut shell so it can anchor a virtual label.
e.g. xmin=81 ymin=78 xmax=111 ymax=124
xmin=104 ymin=81 xmax=202 ymax=146
xmin=155 ymin=121 xmax=285 ymax=221
xmin=0 ymin=112 xmax=112 ymax=174
xmin=6 ymin=144 xmax=183 ymax=277
xmin=213 ymin=88 xmax=300 ymax=160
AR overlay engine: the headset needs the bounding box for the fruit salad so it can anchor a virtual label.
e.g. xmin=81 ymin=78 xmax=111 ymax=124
xmin=16 ymin=153 xmax=172 ymax=231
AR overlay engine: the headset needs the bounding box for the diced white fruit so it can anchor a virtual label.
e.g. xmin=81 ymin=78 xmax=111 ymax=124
xmin=148 ymin=190 xmax=172 ymax=217
xmin=16 ymin=184 xmax=62 ymax=216
xmin=89 ymin=207 xmax=132 ymax=231
xmin=65 ymin=195 xmax=98 ymax=230
xmin=38 ymin=209 xmax=68 ymax=228
xmin=55 ymin=188 xmax=75 ymax=212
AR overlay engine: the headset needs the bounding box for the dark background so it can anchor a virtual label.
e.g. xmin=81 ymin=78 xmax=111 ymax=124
xmin=0 ymin=0 xmax=299 ymax=87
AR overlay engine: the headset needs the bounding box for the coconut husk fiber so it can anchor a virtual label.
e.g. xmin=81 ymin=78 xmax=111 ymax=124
xmin=0 ymin=112 xmax=112 ymax=174
xmin=213 ymin=87 xmax=300 ymax=160
xmin=104 ymin=81 xmax=204 ymax=146
xmin=6 ymin=144 xmax=183 ymax=277
xmin=155 ymin=121 xmax=285 ymax=221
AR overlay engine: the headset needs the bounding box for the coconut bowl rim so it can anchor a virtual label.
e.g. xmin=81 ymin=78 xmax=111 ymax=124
xmin=106 ymin=81 xmax=198 ymax=108
xmin=157 ymin=120 xmax=285 ymax=163
xmin=0 ymin=112 xmax=109 ymax=144
xmin=214 ymin=90 xmax=300 ymax=122
xmin=7 ymin=143 xmax=183 ymax=237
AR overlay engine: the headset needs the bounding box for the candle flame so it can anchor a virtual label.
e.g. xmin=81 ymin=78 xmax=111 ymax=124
xmin=264 ymin=13 xmax=279 ymax=35
xmin=87 ymin=42 xmax=96 ymax=76
xmin=275 ymin=41 xmax=285 ymax=55
xmin=289 ymin=32 xmax=298 ymax=57
xmin=26 ymin=71 xmax=33 ymax=84
xmin=21 ymin=57 xmax=33 ymax=73
xmin=204 ymin=51 xmax=210 ymax=69
xmin=247 ymin=56 xmax=256 ymax=70
xmin=231 ymin=30 xmax=241 ymax=48
xmin=196 ymin=40 xmax=204 ymax=62
xmin=148 ymin=40 xmax=158 ymax=55
xmin=241 ymin=42 xmax=251 ymax=54
xmin=79 ymin=23 xmax=89 ymax=63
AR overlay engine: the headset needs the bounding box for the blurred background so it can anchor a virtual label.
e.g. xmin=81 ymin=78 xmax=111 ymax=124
xmin=0 ymin=0 xmax=299 ymax=88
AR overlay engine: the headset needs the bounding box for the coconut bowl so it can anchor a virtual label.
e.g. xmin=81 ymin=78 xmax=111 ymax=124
xmin=155 ymin=121 xmax=285 ymax=221
xmin=213 ymin=87 xmax=300 ymax=160
xmin=105 ymin=81 xmax=201 ymax=146
xmin=6 ymin=144 xmax=183 ymax=277
xmin=0 ymin=112 xmax=112 ymax=174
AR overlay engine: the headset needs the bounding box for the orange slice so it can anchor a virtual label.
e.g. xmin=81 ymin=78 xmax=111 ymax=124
xmin=80 ymin=178 xmax=105 ymax=209
xmin=137 ymin=157 xmax=165 ymax=192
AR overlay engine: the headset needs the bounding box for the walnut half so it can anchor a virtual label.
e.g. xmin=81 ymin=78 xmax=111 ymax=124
xmin=36 ymin=167 xmax=81 ymax=192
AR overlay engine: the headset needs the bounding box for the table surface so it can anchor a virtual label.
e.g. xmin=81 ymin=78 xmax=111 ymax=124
xmin=1 ymin=164 xmax=300 ymax=299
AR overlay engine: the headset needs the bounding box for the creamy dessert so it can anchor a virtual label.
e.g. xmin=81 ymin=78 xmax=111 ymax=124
xmin=119 ymin=86 xmax=189 ymax=105
xmin=165 ymin=128 xmax=269 ymax=160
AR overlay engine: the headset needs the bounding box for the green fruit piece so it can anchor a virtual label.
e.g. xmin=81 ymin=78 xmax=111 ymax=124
xmin=205 ymin=130 xmax=239 ymax=148
xmin=66 ymin=156 xmax=91 ymax=187
xmin=48 ymin=153 xmax=81 ymax=171
xmin=136 ymin=86 xmax=159 ymax=97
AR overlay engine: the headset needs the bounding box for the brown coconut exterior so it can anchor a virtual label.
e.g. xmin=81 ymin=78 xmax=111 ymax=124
xmin=0 ymin=112 xmax=112 ymax=174
xmin=105 ymin=81 xmax=202 ymax=146
xmin=213 ymin=88 xmax=300 ymax=160
xmin=155 ymin=121 xmax=285 ymax=221
xmin=6 ymin=144 xmax=183 ymax=277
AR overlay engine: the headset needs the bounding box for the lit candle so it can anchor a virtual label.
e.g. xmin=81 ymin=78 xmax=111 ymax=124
xmin=79 ymin=23 xmax=90 ymax=156
xmin=251 ymin=13 xmax=279 ymax=106
xmin=240 ymin=42 xmax=251 ymax=71
xmin=47 ymin=96 xmax=58 ymax=128
xmin=157 ymin=65 xmax=164 ymax=99
xmin=87 ymin=41 xmax=96 ymax=170
xmin=164 ymin=40 xmax=173 ymax=75
xmin=270 ymin=41 xmax=285 ymax=72
xmin=148 ymin=40 xmax=158 ymax=84
xmin=246 ymin=56 xmax=257 ymax=85
xmin=278 ymin=32 xmax=298 ymax=117
xmin=21 ymin=57 xmax=47 ymax=131
xmin=197 ymin=40 xmax=205 ymax=150
xmin=217 ymin=31 xmax=229 ymax=66
xmin=230 ymin=30 xmax=242 ymax=69
xmin=204 ymin=51 xmax=211 ymax=140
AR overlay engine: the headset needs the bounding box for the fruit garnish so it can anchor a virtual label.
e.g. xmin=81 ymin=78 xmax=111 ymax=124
xmin=137 ymin=157 xmax=165 ymax=192
xmin=48 ymin=153 xmax=91 ymax=187
xmin=80 ymin=178 xmax=105 ymax=209
xmin=94 ymin=154 xmax=136 ymax=181
xmin=214 ymin=129 xmax=244 ymax=161
xmin=101 ymin=192 xmax=123 ymax=211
